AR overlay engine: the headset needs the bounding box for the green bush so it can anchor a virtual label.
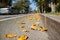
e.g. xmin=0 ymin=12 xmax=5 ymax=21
xmin=56 ymin=3 xmax=60 ymax=12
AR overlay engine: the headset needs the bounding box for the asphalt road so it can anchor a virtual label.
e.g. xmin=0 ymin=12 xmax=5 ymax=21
xmin=0 ymin=14 xmax=49 ymax=40
xmin=0 ymin=14 xmax=25 ymax=19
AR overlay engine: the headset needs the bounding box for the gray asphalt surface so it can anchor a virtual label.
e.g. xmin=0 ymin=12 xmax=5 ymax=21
xmin=0 ymin=14 xmax=24 ymax=19
xmin=0 ymin=14 xmax=49 ymax=40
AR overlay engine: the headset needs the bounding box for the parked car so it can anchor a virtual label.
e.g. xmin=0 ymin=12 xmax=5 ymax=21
xmin=0 ymin=8 xmax=20 ymax=15
xmin=8 ymin=7 xmax=20 ymax=14
xmin=0 ymin=8 xmax=9 ymax=14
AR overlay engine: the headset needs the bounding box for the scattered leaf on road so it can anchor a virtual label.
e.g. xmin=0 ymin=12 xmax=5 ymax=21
xmin=40 ymin=27 xmax=48 ymax=31
xmin=21 ymin=22 xmax=26 ymax=24
xmin=33 ymin=13 xmax=41 ymax=22
xmin=32 ymin=24 xmax=37 ymax=26
xmin=36 ymin=18 xmax=40 ymax=22
xmin=5 ymin=34 xmax=16 ymax=38
xmin=17 ymin=35 xmax=28 ymax=40
xmin=23 ymin=29 xmax=29 ymax=32
xmin=38 ymin=28 xmax=41 ymax=31
xmin=31 ymin=27 xmax=38 ymax=30
xmin=30 ymin=25 xmax=38 ymax=30
xmin=29 ymin=17 xmax=33 ymax=21
xmin=18 ymin=26 xmax=25 ymax=28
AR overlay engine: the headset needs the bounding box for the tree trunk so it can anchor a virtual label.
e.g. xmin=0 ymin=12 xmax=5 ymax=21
xmin=40 ymin=3 xmax=44 ymax=13
xmin=43 ymin=0 xmax=48 ymax=13
xmin=51 ymin=2 xmax=55 ymax=12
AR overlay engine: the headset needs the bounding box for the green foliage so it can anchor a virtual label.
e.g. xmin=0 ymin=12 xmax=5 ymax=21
xmin=34 ymin=0 xmax=48 ymax=13
xmin=45 ymin=12 xmax=60 ymax=15
xmin=13 ymin=0 xmax=30 ymax=12
xmin=56 ymin=4 xmax=60 ymax=12
xmin=35 ymin=0 xmax=60 ymax=13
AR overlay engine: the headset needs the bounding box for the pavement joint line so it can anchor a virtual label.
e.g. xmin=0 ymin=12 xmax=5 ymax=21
xmin=0 ymin=15 xmax=26 ymax=21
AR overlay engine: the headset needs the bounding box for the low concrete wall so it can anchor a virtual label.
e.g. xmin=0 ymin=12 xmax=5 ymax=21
xmin=40 ymin=14 xmax=60 ymax=40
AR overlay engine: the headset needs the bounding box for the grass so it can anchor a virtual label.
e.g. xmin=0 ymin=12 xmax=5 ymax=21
xmin=45 ymin=12 xmax=60 ymax=15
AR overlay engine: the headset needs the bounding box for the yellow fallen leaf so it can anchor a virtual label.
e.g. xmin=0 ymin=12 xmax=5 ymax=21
xmin=21 ymin=22 xmax=26 ymax=24
xmin=31 ymin=27 xmax=38 ymax=30
xmin=5 ymin=34 xmax=16 ymax=38
xmin=35 ymin=22 xmax=40 ymax=26
xmin=17 ymin=35 xmax=28 ymax=40
xmin=33 ymin=13 xmax=41 ymax=21
xmin=29 ymin=17 xmax=33 ymax=21
xmin=38 ymin=28 xmax=41 ymax=31
xmin=18 ymin=26 xmax=25 ymax=28
xmin=23 ymin=29 xmax=29 ymax=32
xmin=36 ymin=18 xmax=40 ymax=22
xmin=32 ymin=23 xmax=39 ymax=27
xmin=34 ymin=13 xmax=39 ymax=17
xmin=34 ymin=13 xmax=40 ymax=18
xmin=30 ymin=26 xmax=38 ymax=30
xmin=30 ymin=23 xmax=39 ymax=30
xmin=32 ymin=24 xmax=37 ymax=26
xmin=41 ymin=27 xmax=48 ymax=31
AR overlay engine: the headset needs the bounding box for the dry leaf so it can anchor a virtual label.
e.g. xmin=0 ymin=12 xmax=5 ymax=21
xmin=17 ymin=35 xmax=28 ymax=40
xmin=30 ymin=26 xmax=38 ymax=30
xmin=41 ymin=27 xmax=48 ymax=31
xmin=32 ymin=23 xmax=39 ymax=27
xmin=35 ymin=22 xmax=40 ymax=26
xmin=18 ymin=26 xmax=25 ymax=28
xmin=36 ymin=18 xmax=40 ymax=22
xmin=31 ymin=27 xmax=38 ymax=30
xmin=34 ymin=13 xmax=40 ymax=18
xmin=29 ymin=17 xmax=33 ymax=21
xmin=21 ymin=22 xmax=26 ymax=24
xmin=23 ymin=29 xmax=29 ymax=32
xmin=30 ymin=24 xmax=39 ymax=30
xmin=5 ymin=34 xmax=16 ymax=38
xmin=32 ymin=24 xmax=37 ymax=26
xmin=38 ymin=28 xmax=41 ymax=31
xmin=33 ymin=13 xmax=40 ymax=22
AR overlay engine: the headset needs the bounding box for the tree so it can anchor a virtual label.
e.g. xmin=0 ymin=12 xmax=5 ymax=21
xmin=0 ymin=0 xmax=12 ymax=7
xmin=35 ymin=0 xmax=43 ymax=13
xmin=49 ymin=0 xmax=60 ymax=12
xmin=55 ymin=0 xmax=60 ymax=12
xmin=34 ymin=0 xmax=60 ymax=13
xmin=34 ymin=0 xmax=49 ymax=13
xmin=13 ymin=0 xmax=30 ymax=13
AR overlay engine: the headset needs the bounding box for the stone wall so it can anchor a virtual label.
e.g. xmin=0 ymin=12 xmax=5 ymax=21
xmin=40 ymin=14 xmax=60 ymax=40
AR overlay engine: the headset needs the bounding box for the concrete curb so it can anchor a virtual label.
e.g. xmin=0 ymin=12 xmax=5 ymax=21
xmin=40 ymin=14 xmax=60 ymax=40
